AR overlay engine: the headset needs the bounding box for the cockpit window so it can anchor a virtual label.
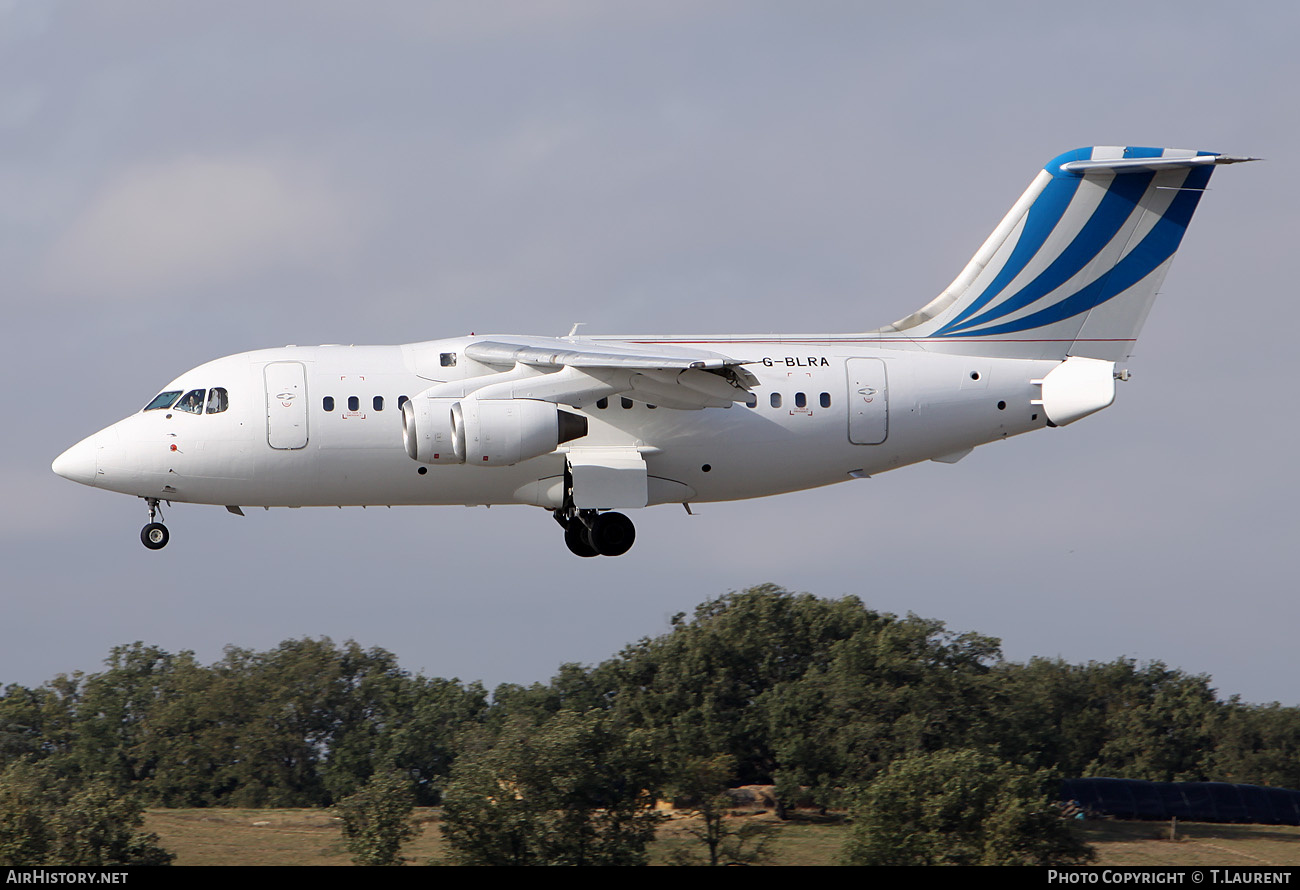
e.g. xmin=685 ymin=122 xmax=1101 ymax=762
xmin=144 ymin=391 xmax=182 ymax=411
xmin=206 ymin=387 xmax=229 ymax=414
xmin=175 ymin=389 xmax=206 ymax=415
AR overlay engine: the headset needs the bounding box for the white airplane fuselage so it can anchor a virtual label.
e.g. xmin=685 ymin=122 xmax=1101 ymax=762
xmin=63 ymin=336 xmax=1057 ymax=510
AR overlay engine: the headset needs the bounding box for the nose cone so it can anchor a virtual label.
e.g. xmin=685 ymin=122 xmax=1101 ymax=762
xmin=52 ymin=436 xmax=100 ymax=487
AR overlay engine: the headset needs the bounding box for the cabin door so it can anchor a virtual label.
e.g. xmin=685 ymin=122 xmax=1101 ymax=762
xmin=265 ymin=362 xmax=309 ymax=450
xmin=846 ymin=358 xmax=888 ymax=445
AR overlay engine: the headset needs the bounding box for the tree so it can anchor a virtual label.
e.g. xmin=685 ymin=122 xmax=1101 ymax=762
xmin=665 ymin=755 xmax=775 ymax=867
xmin=4 ymin=638 xmax=490 ymax=810
xmin=336 ymin=771 xmax=418 ymax=866
xmin=0 ymin=681 xmax=75 ymax=767
xmin=325 ymin=673 xmax=488 ymax=807
xmin=0 ymin=761 xmax=49 ymax=866
xmin=45 ymin=781 xmax=174 ymax=866
xmin=605 ymin=587 xmax=903 ymax=788
xmin=842 ymin=749 xmax=1092 ymax=867
xmin=439 ymin=710 xmax=661 ymax=866
xmin=1210 ymin=700 xmax=1300 ymax=788
xmin=1084 ymin=661 xmax=1220 ymax=782
xmin=765 ymin=612 xmax=1001 ymax=808
xmin=603 ymin=585 xmax=1001 ymax=811
xmin=0 ymin=760 xmax=173 ymax=866
xmin=985 ymin=657 xmax=1222 ymax=783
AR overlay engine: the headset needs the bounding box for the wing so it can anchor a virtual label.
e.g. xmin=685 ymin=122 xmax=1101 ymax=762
xmin=417 ymin=336 xmax=759 ymax=410
xmin=464 ymin=338 xmax=742 ymax=371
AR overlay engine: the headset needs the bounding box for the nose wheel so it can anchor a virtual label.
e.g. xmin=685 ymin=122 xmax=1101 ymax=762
xmin=141 ymin=523 xmax=169 ymax=550
xmin=140 ymin=498 xmax=170 ymax=550
xmin=555 ymin=508 xmax=636 ymax=557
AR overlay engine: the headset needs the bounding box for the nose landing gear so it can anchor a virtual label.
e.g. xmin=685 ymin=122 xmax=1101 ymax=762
xmin=554 ymin=508 xmax=636 ymax=558
xmin=140 ymin=498 xmax=170 ymax=550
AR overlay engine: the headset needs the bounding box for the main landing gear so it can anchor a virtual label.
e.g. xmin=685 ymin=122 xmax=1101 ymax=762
xmin=140 ymin=498 xmax=169 ymax=550
xmin=554 ymin=508 xmax=636 ymax=558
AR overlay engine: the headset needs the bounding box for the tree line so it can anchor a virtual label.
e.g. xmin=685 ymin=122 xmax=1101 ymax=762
xmin=3 ymin=584 xmax=1298 ymax=864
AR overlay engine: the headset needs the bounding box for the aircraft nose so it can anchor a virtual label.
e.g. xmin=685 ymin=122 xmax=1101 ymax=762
xmin=52 ymin=435 xmax=100 ymax=487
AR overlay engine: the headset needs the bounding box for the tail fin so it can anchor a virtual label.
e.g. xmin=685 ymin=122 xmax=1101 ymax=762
xmin=880 ymin=146 xmax=1256 ymax=361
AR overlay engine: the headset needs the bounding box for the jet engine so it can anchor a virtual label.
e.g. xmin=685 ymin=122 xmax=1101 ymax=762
xmin=403 ymin=395 xmax=588 ymax=466
xmin=402 ymin=397 xmax=461 ymax=464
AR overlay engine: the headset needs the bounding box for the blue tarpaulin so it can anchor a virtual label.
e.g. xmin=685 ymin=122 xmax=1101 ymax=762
xmin=1061 ymin=778 xmax=1300 ymax=825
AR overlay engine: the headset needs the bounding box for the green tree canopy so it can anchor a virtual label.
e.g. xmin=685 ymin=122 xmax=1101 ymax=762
xmin=5 ymin=590 xmax=1300 ymax=821
xmin=439 ymin=710 xmax=661 ymax=866
xmin=1 ymin=638 xmax=487 ymax=808
xmin=842 ymin=749 xmax=1093 ymax=867
xmin=599 ymin=585 xmax=1001 ymax=809
xmin=336 ymin=770 xmax=418 ymax=866
xmin=665 ymin=755 xmax=775 ymax=866
xmin=0 ymin=760 xmax=173 ymax=866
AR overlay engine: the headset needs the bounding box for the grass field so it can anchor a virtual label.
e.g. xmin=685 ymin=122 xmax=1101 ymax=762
xmin=141 ymin=808 xmax=1300 ymax=866
xmin=1077 ymin=820 xmax=1300 ymax=867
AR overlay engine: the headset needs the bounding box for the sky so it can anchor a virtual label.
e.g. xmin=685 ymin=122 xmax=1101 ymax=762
xmin=4 ymin=1 xmax=1297 ymax=705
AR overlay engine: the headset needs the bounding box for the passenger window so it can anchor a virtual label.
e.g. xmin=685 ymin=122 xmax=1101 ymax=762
xmin=647 ymin=404 xmax=656 ymax=410
xmin=745 ymin=394 xmax=757 ymax=408
xmin=176 ymin=389 xmax=206 ymax=415
xmin=373 ymin=396 xmax=384 ymax=411
xmin=440 ymin=352 xmax=457 ymax=367
xmin=795 ymin=392 xmax=807 ymax=408
xmin=397 ymin=395 xmax=409 ymax=409
xmin=596 ymin=398 xmax=608 ymax=410
xmin=324 ymin=397 xmax=335 ymax=412
xmin=621 ymin=397 xmax=633 ymax=409
xmin=820 ymin=392 xmax=831 ymax=408
xmin=205 ymin=388 xmax=229 ymax=414
xmin=348 ymin=396 xmax=359 ymax=412
xmin=144 ymin=391 xmax=182 ymax=411
xmin=770 ymin=393 xmax=782 ymax=409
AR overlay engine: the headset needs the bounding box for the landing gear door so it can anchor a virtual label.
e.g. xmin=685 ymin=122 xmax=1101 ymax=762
xmin=847 ymin=358 xmax=888 ymax=445
xmin=265 ymin=361 xmax=309 ymax=450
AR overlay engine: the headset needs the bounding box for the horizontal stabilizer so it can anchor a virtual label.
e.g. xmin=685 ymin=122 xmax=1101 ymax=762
xmin=1058 ymin=154 xmax=1258 ymax=175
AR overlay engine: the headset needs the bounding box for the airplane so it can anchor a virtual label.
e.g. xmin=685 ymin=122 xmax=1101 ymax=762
xmin=52 ymin=145 xmax=1254 ymax=557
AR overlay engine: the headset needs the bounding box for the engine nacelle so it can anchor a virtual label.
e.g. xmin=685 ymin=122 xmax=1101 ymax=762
xmin=455 ymin=398 xmax=587 ymax=466
xmin=403 ymin=395 xmax=588 ymax=466
xmin=402 ymin=397 xmax=462 ymax=464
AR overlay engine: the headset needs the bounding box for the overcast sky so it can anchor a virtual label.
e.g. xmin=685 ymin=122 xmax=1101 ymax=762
xmin=5 ymin=1 xmax=1297 ymax=706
